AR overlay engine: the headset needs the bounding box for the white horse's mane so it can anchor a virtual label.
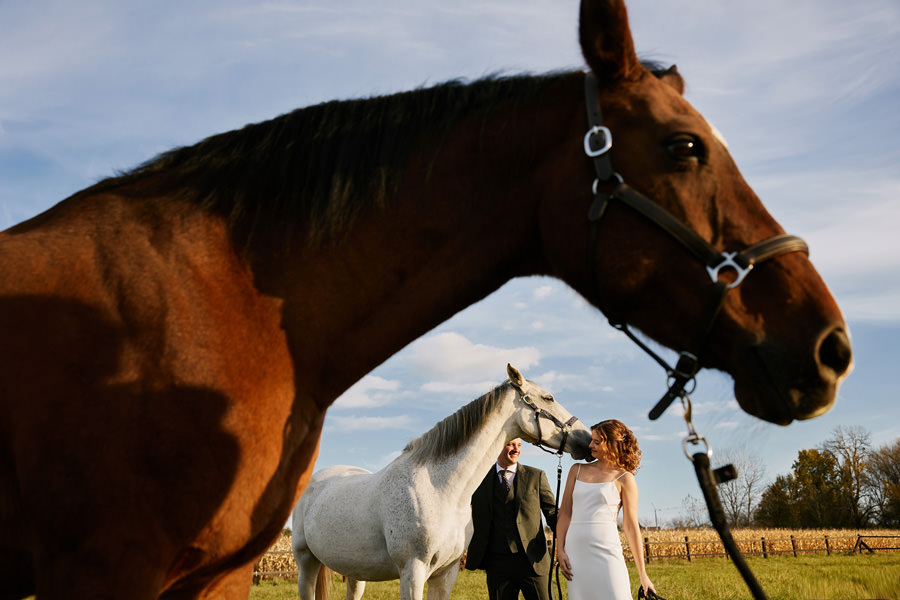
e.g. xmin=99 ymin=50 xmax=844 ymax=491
xmin=402 ymin=382 xmax=512 ymax=465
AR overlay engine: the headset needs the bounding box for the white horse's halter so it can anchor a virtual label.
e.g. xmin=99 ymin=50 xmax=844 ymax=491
xmin=519 ymin=392 xmax=579 ymax=457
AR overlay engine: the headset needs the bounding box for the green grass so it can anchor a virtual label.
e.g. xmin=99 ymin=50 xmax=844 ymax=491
xmin=250 ymin=554 xmax=900 ymax=600
xmin=638 ymin=554 xmax=899 ymax=600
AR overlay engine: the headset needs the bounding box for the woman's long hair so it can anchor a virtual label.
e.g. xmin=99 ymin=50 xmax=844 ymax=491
xmin=591 ymin=419 xmax=641 ymax=472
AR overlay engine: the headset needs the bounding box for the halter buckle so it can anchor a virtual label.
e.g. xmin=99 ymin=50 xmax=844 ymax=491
xmin=583 ymin=125 xmax=612 ymax=157
xmin=706 ymin=252 xmax=753 ymax=289
xmin=673 ymin=351 xmax=700 ymax=379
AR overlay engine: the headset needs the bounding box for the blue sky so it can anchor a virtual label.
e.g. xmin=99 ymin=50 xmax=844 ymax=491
xmin=2 ymin=1 xmax=899 ymax=526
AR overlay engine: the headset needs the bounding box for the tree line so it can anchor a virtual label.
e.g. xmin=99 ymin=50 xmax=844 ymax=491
xmin=669 ymin=426 xmax=900 ymax=529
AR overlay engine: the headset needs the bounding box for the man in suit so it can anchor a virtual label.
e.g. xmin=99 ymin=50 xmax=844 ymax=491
xmin=466 ymin=438 xmax=557 ymax=600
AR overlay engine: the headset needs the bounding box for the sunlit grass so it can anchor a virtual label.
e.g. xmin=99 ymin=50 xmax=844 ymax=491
xmin=250 ymin=553 xmax=900 ymax=600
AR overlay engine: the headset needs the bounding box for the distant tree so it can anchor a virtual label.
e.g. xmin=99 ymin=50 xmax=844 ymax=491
xmin=753 ymin=426 xmax=887 ymax=529
xmin=670 ymin=494 xmax=710 ymax=528
xmin=823 ymin=425 xmax=876 ymax=527
xmin=868 ymin=437 xmax=900 ymax=527
xmin=754 ymin=473 xmax=799 ymax=528
xmin=755 ymin=449 xmax=844 ymax=528
xmin=793 ymin=448 xmax=847 ymax=527
xmin=715 ymin=446 xmax=766 ymax=527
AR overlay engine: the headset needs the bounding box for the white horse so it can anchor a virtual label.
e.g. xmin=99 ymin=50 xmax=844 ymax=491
xmin=291 ymin=364 xmax=592 ymax=600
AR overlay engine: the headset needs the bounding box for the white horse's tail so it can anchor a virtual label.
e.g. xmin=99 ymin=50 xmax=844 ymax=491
xmin=316 ymin=564 xmax=332 ymax=600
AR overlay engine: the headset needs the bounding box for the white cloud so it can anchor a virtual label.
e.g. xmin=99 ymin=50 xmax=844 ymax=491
xmin=528 ymin=370 xmax=593 ymax=392
xmin=533 ymin=285 xmax=553 ymax=299
xmin=421 ymin=380 xmax=500 ymax=394
xmin=332 ymin=375 xmax=401 ymax=409
xmin=404 ymin=331 xmax=541 ymax=384
xmin=326 ymin=414 xmax=413 ymax=432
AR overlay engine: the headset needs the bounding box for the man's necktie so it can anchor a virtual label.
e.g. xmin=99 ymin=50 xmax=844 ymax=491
xmin=500 ymin=469 xmax=511 ymax=491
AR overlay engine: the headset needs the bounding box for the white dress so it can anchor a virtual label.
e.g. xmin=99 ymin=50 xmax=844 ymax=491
xmin=565 ymin=473 xmax=632 ymax=600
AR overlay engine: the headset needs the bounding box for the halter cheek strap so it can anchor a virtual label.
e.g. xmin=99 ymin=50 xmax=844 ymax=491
xmin=582 ymin=71 xmax=809 ymax=421
xmin=518 ymin=391 xmax=579 ymax=456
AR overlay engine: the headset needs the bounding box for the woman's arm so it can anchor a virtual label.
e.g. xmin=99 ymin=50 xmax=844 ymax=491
xmin=555 ymin=464 xmax=579 ymax=581
xmin=620 ymin=472 xmax=655 ymax=594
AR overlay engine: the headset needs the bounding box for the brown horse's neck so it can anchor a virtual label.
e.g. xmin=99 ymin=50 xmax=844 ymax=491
xmin=256 ymin=76 xmax=584 ymax=407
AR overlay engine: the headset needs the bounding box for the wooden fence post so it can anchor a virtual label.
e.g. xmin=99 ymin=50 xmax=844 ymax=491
xmin=824 ymin=535 xmax=831 ymax=556
xmin=790 ymin=534 xmax=797 ymax=558
xmin=684 ymin=536 xmax=691 ymax=562
xmin=644 ymin=536 xmax=651 ymax=564
xmin=855 ymin=535 xmax=874 ymax=554
xmin=761 ymin=537 xmax=768 ymax=559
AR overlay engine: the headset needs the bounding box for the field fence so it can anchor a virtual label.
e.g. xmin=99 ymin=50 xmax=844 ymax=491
xmin=253 ymin=529 xmax=900 ymax=582
xmin=639 ymin=532 xmax=900 ymax=563
xmin=618 ymin=528 xmax=900 ymax=563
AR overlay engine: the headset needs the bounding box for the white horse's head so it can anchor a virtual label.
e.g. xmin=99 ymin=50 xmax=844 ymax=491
xmin=506 ymin=364 xmax=592 ymax=461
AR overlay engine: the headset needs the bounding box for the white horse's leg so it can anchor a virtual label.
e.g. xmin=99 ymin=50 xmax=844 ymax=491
xmin=295 ymin=551 xmax=323 ymax=600
xmin=293 ymin=509 xmax=327 ymax=600
xmin=345 ymin=577 xmax=366 ymax=600
xmin=425 ymin=559 xmax=461 ymax=600
xmin=292 ymin=524 xmax=321 ymax=600
xmin=398 ymin=561 xmax=429 ymax=600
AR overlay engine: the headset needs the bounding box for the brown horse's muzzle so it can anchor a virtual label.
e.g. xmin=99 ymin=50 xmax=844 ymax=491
xmin=734 ymin=322 xmax=853 ymax=425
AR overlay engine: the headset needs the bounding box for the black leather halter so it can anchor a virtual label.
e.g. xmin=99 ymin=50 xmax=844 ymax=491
xmin=518 ymin=390 xmax=579 ymax=457
xmin=582 ymin=71 xmax=809 ymax=421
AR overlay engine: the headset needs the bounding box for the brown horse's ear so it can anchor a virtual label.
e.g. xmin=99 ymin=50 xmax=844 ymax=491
xmin=658 ymin=65 xmax=685 ymax=95
xmin=579 ymin=0 xmax=643 ymax=84
xmin=507 ymin=364 xmax=525 ymax=388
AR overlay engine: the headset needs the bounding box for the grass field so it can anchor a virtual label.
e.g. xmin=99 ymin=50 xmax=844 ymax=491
xmin=250 ymin=553 xmax=900 ymax=600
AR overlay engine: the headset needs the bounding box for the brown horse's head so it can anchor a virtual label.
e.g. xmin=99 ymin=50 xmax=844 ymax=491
xmin=547 ymin=0 xmax=852 ymax=424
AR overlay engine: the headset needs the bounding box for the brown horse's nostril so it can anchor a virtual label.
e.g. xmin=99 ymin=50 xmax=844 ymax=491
xmin=818 ymin=326 xmax=853 ymax=379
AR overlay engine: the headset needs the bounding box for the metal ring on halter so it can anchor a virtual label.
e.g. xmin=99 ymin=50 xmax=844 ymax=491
xmin=666 ymin=373 xmax=697 ymax=396
xmin=683 ymin=434 xmax=711 ymax=461
xmin=706 ymin=251 xmax=754 ymax=289
xmin=592 ymin=172 xmax=624 ymax=195
xmin=584 ymin=125 xmax=613 ymax=157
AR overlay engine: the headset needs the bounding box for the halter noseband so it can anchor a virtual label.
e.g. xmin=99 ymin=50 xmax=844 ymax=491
xmin=582 ymin=71 xmax=809 ymax=420
xmin=519 ymin=390 xmax=579 ymax=456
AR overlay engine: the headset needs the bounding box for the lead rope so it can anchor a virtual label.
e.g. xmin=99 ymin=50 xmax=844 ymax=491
xmin=681 ymin=395 xmax=768 ymax=600
xmin=548 ymin=452 xmax=565 ymax=600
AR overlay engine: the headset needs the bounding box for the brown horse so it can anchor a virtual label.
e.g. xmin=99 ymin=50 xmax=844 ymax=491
xmin=0 ymin=0 xmax=851 ymax=598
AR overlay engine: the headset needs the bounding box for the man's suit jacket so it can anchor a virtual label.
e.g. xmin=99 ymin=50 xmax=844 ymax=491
xmin=465 ymin=463 xmax=557 ymax=574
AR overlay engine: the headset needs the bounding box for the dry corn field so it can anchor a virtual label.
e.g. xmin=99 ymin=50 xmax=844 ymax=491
xmin=254 ymin=531 xmax=297 ymax=582
xmin=254 ymin=528 xmax=900 ymax=581
xmin=633 ymin=528 xmax=900 ymax=561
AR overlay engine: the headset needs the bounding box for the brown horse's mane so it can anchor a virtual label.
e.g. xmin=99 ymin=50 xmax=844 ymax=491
xmin=96 ymin=72 xmax=569 ymax=248
xmin=402 ymin=382 xmax=512 ymax=465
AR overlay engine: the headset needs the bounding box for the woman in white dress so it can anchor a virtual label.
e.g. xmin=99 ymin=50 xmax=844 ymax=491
xmin=556 ymin=419 xmax=655 ymax=599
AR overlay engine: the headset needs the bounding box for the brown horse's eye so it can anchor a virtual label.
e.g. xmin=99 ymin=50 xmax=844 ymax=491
xmin=665 ymin=135 xmax=705 ymax=163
